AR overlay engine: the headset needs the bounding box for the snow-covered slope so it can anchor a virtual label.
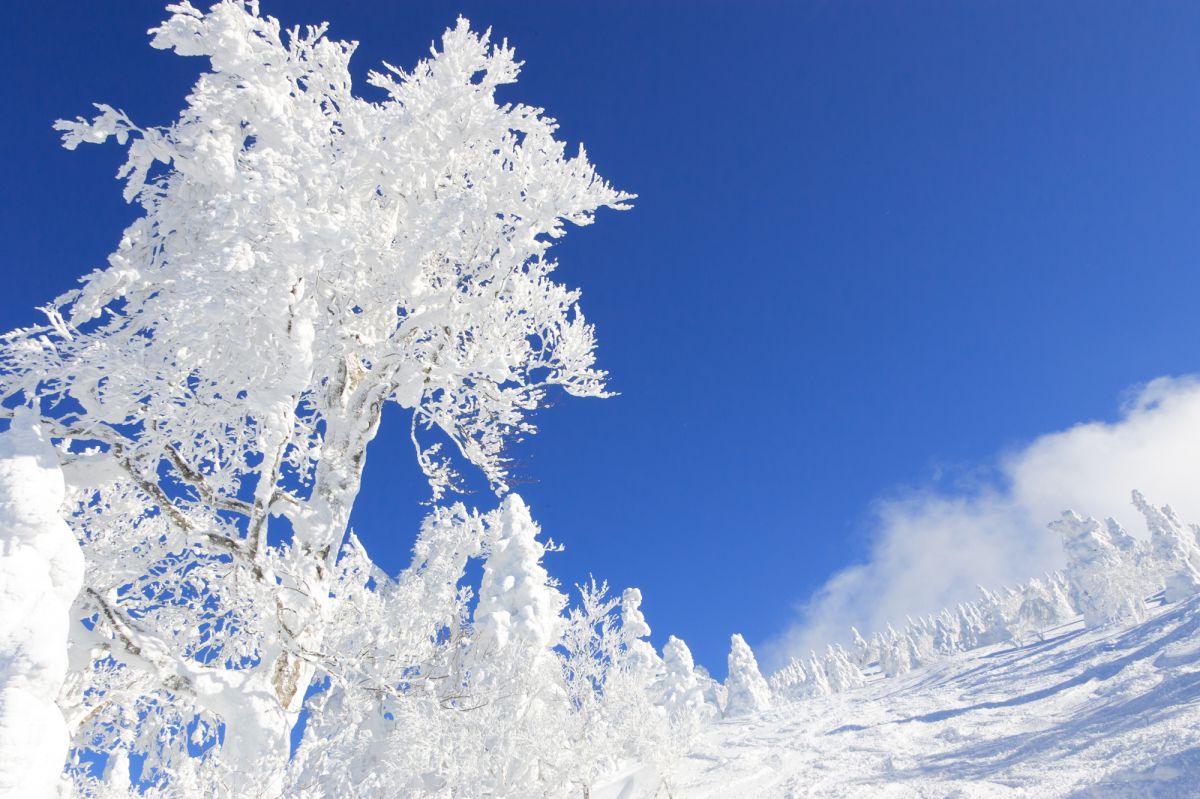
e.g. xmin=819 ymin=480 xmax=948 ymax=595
xmin=672 ymin=594 xmax=1200 ymax=798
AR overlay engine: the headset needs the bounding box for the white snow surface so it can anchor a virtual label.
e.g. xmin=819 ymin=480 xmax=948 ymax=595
xmin=669 ymin=594 xmax=1200 ymax=798
xmin=0 ymin=411 xmax=82 ymax=799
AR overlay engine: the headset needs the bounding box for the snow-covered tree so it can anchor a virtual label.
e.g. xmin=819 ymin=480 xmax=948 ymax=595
xmin=0 ymin=411 xmax=84 ymax=798
xmin=1011 ymin=577 xmax=1071 ymax=643
xmin=849 ymin=626 xmax=874 ymax=667
xmin=879 ymin=634 xmax=912 ymax=678
xmin=822 ymin=645 xmax=866 ymax=693
xmin=658 ymin=637 xmax=707 ymax=719
xmin=724 ymin=634 xmax=771 ymax=716
xmin=621 ymin=587 xmax=662 ymax=680
xmin=0 ymin=1 xmax=638 ymax=792
xmin=974 ymin=586 xmax=1013 ymax=647
xmin=285 ymin=499 xmax=681 ymax=798
xmin=473 ymin=495 xmax=566 ymax=677
xmin=445 ymin=495 xmax=574 ymax=795
xmin=1045 ymin=572 xmax=1078 ymax=619
xmin=805 ymin=653 xmax=833 ymax=696
xmin=283 ymin=504 xmax=487 ymax=796
xmin=558 ymin=579 xmax=677 ymax=796
xmin=954 ymin=612 xmax=975 ymax=651
xmin=932 ymin=610 xmax=961 ymax=655
xmin=656 ymin=635 xmax=717 ymax=738
xmin=694 ymin=664 xmax=727 ymax=715
xmin=769 ymin=657 xmax=810 ymax=700
xmin=1052 ymin=510 xmax=1146 ymax=628
xmin=1133 ymin=490 xmax=1200 ymax=602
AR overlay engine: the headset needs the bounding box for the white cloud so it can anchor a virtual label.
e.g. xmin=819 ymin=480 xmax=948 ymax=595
xmin=761 ymin=375 xmax=1200 ymax=670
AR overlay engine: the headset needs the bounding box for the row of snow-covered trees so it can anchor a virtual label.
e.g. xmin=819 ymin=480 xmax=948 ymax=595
xmin=769 ymin=490 xmax=1200 ymax=702
xmin=0 ymin=416 xmax=726 ymax=798
xmin=0 ymin=3 xmax=736 ymax=796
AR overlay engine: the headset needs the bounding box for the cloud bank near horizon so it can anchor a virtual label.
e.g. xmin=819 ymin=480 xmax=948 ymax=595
xmin=762 ymin=375 xmax=1200 ymax=670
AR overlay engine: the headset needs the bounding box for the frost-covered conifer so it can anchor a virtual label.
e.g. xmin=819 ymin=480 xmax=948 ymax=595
xmin=1133 ymin=490 xmax=1200 ymax=602
xmin=658 ymin=636 xmax=714 ymax=723
xmin=458 ymin=495 xmax=576 ymax=793
xmin=823 ymin=645 xmax=866 ymax=694
xmin=694 ymin=664 xmax=728 ymax=716
xmin=908 ymin=622 xmax=936 ymax=662
xmin=806 ymin=653 xmax=833 ymax=697
xmin=957 ymin=602 xmax=986 ymax=650
xmin=1012 ymin=577 xmax=1064 ymax=642
xmin=933 ymin=610 xmax=960 ymax=655
xmin=473 ymin=496 xmax=566 ymax=674
xmin=622 ymin=587 xmax=662 ymax=680
xmin=1053 ymin=510 xmax=1146 ymax=628
xmin=285 ymin=505 xmax=485 ymax=796
xmin=769 ymin=657 xmax=810 ymax=700
xmin=905 ymin=632 xmax=926 ymax=669
xmin=869 ymin=632 xmax=887 ymax=666
xmin=975 ymin=586 xmax=1013 ymax=646
xmin=724 ymin=634 xmax=772 ymax=716
xmin=1045 ymin=572 xmax=1079 ymax=619
xmin=879 ymin=636 xmax=912 ymax=678
xmin=849 ymin=626 xmax=874 ymax=667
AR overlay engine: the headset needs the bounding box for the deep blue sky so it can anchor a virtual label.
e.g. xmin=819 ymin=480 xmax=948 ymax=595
xmin=4 ymin=1 xmax=1200 ymax=675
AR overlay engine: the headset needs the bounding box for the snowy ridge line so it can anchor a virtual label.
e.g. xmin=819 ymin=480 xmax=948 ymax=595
xmin=768 ymin=489 xmax=1200 ymax=702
